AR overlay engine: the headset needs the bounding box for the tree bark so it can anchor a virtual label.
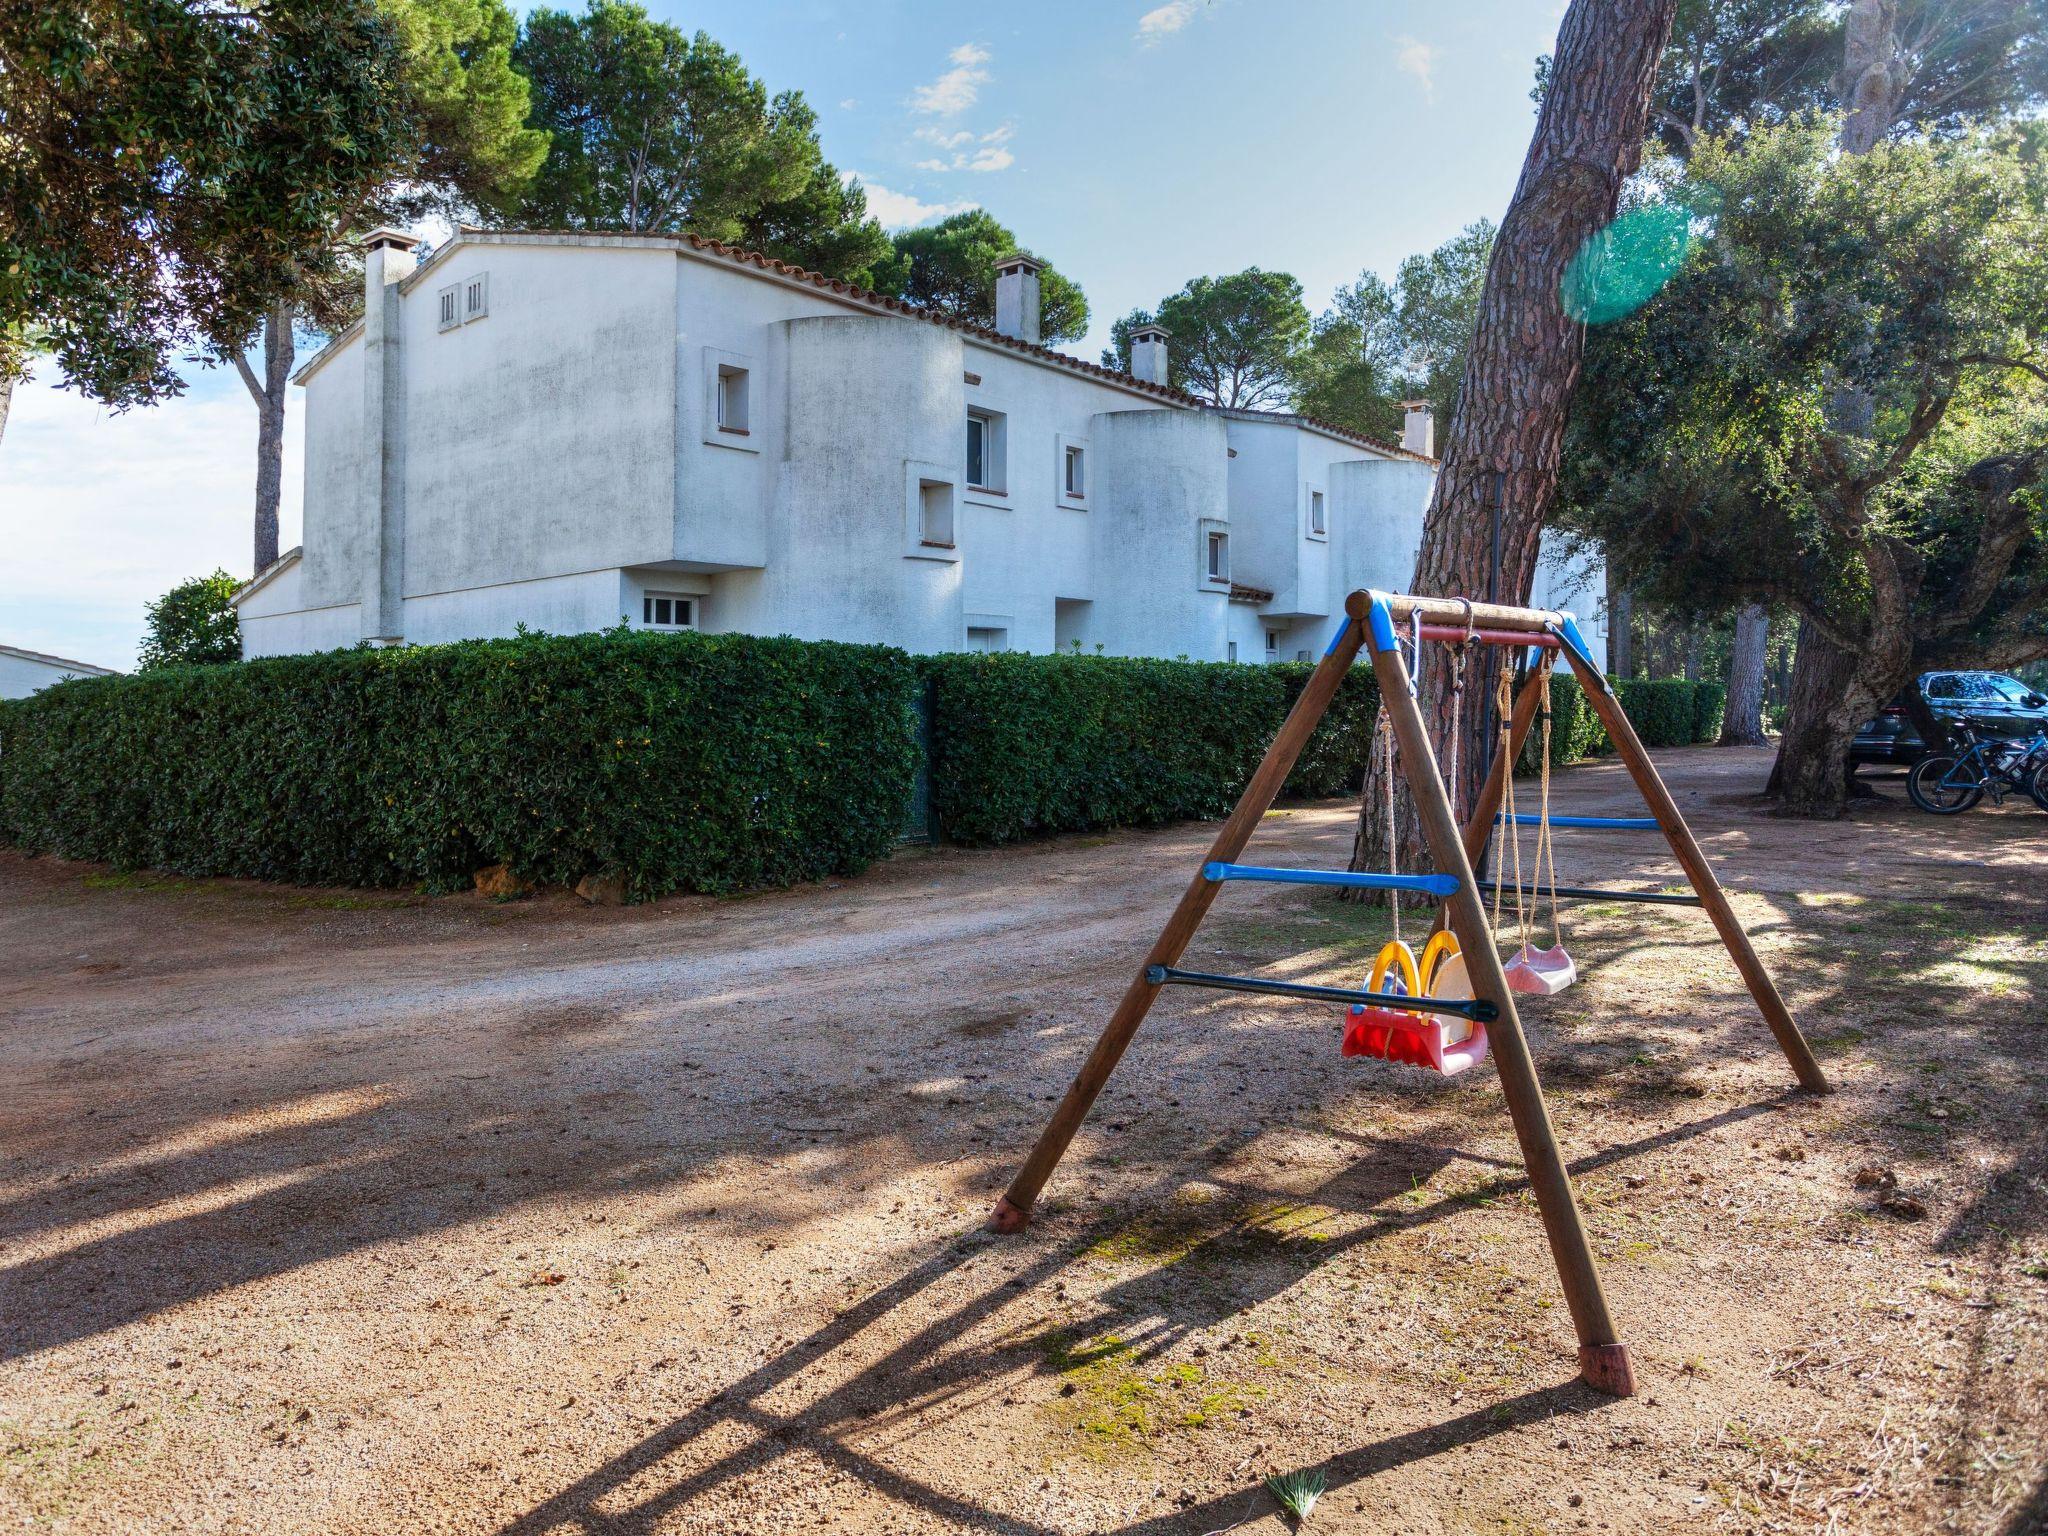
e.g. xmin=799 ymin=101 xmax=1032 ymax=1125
xmin=1351 ymin=0 xmax=1678 ymax=882
xmin=1719 ymin=603 xmax=1770 ymax=745
xmin=1840 ymin=0 xmax=1906 ymax=155
xmin=235 ymin=301 xmax=295 ymax=574
xmin=1607 ymin=569 xmax=1634 ymax=677
xmin=0 ymin=368 xmax=13 ymax=451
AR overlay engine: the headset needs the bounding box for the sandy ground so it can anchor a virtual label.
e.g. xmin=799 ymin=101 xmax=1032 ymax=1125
xmin=1 ymin=746 xmax=2044 ymax=1536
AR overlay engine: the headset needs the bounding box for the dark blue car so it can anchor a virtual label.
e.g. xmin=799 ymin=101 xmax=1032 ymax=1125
xmin=1853 ymin=671 xmax=2048 ymax=766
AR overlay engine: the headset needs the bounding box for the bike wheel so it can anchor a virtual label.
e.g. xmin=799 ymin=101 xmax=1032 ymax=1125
xmin=2030 ymin=758 xmax=2048 ymax=813
xmin=1908 ymin=755 xmax=1983 ymax=814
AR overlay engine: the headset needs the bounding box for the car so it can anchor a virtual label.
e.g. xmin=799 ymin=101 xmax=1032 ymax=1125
xmin=1852 ymin=671 xmax=2048 ymax=767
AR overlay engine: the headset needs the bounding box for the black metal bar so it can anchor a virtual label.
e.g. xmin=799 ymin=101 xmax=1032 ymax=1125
xmin=1476 ymin=880 xmax=1701 ymax=908
xmin=1145 ymin=965 xmax=1499 ymax=1024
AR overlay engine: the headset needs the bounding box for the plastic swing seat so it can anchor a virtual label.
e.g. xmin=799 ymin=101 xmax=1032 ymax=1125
xmin=1343 ymin=933 xmax=1492 ymax=1076
xmin=1505 ymin=943 xmax=1578 ymax=995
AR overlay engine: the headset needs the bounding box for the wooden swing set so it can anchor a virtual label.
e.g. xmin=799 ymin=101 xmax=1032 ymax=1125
xmin=988 ymin=589 xmax=1830 ymax=1399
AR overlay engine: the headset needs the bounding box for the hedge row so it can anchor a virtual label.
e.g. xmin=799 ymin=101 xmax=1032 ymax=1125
xmin=922 ymin=654 xmax=1377 ymax=845
xmin=0 ymin=630 xmax=921 ymax=900
xmin=1521 ymin=674 xmax=1728 ymax=771
xmin=0 ymin=634 xmax=1737 ymax=892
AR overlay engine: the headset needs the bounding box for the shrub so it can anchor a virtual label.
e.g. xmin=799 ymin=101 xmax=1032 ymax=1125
xmin=139 ymin=570 xmax=242 ymax=668
xmin=0 ymin=629 xmax=919 ymax=899
xmin=922 ymin=653 xmax=1378 ymax=845
xmin=1614 ymin=678 xmax=1698 ymax=748
xmin=1692 ymin=683 xmax=1727 ymax=743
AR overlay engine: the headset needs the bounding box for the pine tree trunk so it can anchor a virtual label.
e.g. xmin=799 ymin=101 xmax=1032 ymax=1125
xmin=1352 ymin=0 xmax=1677 ymax=883
xmin=1607 ymin=573 xmax=1634 ymax=676
xmin=237 ymin=302 xmax=295 ymax=575
xmin=1840 ymin=0 xmax=1905 ymax=155
xmin=0 ymin=369 xmax=13 ymax=451
xmin=1719 ymin=603 xmax=1770 ymax=745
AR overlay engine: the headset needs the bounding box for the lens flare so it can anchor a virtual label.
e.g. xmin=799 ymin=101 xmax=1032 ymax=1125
xmin=1561 ymin=202 xmax=1695 ymax=325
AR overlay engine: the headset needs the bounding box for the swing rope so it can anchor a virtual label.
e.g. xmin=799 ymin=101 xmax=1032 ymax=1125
xmin=1491 ymin=660 xmax=1531 ymax=955
xmin=1535 ymin=659 xmax=1567 ymax=949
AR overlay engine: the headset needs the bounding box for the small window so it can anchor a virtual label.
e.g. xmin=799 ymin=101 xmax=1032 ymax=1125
xmin=966 ymin=626 xmax=1009 ymax=652
xmin=967 ymin=410 xmax=1005 ymax=490
xmin=464 ymin=272 xmax=489 ymax=322
xmin=1266 ymin=630 xmax=1278 ymax=652
xmin=436 ymin=284 xmax=460 ymax=332
xmin=1310 ymin=489 xmax=1326 ymax=536
xmin=919 ymin=480 xmax=954 ymax=547
xmin=1227 ymin=641 xmax=1238 ymax=663
xmin=1064 ymin=444 xmax=1086 ymax=498
xmin=716 ymin=365 xmax=750 ymax=434
xmin=1206 ymin=530 xmax=1229 ymax=582
xmin=641 ymin=593 xmax=696 ymax=630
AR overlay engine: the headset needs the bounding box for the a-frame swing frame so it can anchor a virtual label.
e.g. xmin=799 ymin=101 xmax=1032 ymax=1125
xmin=989 ymin=589 xmax=1830 ymax=1400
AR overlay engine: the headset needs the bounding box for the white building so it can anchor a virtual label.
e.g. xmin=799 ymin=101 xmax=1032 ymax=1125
xmin=0 ymin=644 xmax=117 ymax=700
xmin=235 ymin=228 xmax=1605 ymax=663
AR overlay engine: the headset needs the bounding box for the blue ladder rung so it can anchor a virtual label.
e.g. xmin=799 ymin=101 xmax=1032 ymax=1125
xmin=1203 ymin=862 xmax=1459 ymax=896
xmin=1496 ymin=813 xmax=1658 ymax=831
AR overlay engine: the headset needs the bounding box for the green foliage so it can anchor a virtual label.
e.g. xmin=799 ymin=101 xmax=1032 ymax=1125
xmin=0 ymin=0 xmax=411 ymax=411
xmin=0 ymin=630 xmax=919 ymax=900
xmin=1310 ymin=221 xmax=1495 ymax=435
xmin=1561 ymin=121 xmax=2048 ymax=668
xmin=1103 ymin=270 xmax=1311 ymax=410
xmin=498 ymin=0 xmax=886 ymax=281
xmin=870 ymin=210 xmax=1089 ymax=345
xmin=1615 ymin=679 xmax=1703 ymax=748
xmin=139 ymin=572 xmax=243 ymax=669
xmin=1692 ymin=681 xmax=1728 ymax=742
xmin=384 ymin=0 xmax=549 ymax=215
xmin=922 ymin=654 xmax=1378 ymax=846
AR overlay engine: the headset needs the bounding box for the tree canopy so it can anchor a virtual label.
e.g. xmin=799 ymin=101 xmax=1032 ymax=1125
xmin=0 ymin=0 xmax=410 ymax=417
xmin=1558 ymin=118 xmax=2048 ymax=802
xmin=498 ymin=0 xmax=887 ymax=281
xmin=869 ymin=210 xmax=1089 ymax=345
xmin=1298 ymin=220 xmax=1495 ymax=439
xmin=139 ymin=571 xmax=243 ymax=669
xmin=1103 ymin=269 xmax=1311 ymax=409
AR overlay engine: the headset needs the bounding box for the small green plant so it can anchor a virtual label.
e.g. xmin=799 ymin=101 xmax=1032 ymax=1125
xmin=1264 ymin=1467 xmax=1326 ymax=1526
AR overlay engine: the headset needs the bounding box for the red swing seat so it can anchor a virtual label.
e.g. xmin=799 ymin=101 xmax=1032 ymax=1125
xmin=1343 ymin=934 xmax=1492 ymax=1076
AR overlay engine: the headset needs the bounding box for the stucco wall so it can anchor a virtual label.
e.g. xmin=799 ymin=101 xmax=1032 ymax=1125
xmin=1084 ymin=409 xmax=1232 ymax=659
xmin=0 ymin=651 xmax=111 ymax=699
xmin=299 ymin=344 xmax=370 ymax=611
xmin=401 ymin=243 xmax=679 ymax=599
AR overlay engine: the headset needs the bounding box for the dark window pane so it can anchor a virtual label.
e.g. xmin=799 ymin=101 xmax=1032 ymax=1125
xmin=643 ymin=597 xmax=654 ymax=623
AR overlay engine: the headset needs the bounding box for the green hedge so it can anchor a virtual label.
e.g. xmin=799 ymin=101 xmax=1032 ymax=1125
xmin=1522 ymin=674 xmax=1727 ymax=771
xmin=922 ymin=654 xmax=1378 ymax=846
xmin=0 ymin=630 xmax=920 ymax=899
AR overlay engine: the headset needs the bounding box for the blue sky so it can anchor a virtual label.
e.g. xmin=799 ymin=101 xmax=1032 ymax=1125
xmin=0 ymin=0 xmax=1569 ymax=670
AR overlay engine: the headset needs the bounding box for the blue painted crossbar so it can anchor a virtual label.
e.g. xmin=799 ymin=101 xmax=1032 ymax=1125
xmin=1202 ymin=862 xmax=1460 ymax=896
xmin=1496 ymin=813 xmax=1659 ymax=831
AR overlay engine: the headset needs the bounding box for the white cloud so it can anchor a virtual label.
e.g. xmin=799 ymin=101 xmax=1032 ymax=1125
xmin=979 ymin=124 xmax=1014 ymax=145
xmin=0 ymin=371 xmax=302 ymax=670
xmin=911 ymin=42 xmax=990 ymax=115
xmin=963 ymin=146 xmax=1014 ymax=173
xmin=914 ymin=126 xmax=974 ymax=149
xmin=1137 ymin=1 xmax=1198 ymax=44
xmin=915 ymin=158 xmax=951 ymax=172
xmin=1394 ymin=34 xmax=1439 ymax=100
xmin=839 ymin=98 xmax=859 ymax=110
xmin=842 ymin=172 xmax=977 ymax=229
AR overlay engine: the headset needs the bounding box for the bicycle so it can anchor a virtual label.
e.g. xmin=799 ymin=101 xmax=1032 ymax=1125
xmin=1905 ymin=716 xmax=2048 ymax=814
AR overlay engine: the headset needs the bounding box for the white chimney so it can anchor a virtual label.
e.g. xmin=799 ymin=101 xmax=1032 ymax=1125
xmin=1399 ymin=399 xmax=1435 ymax=458
xmin=362 ymin=226 xmax=420 ymax=301
xmin=1129 ymin=323 xmax=1170 ymax=386
xmin=993 ymin=252 xmax=1045 ymax=343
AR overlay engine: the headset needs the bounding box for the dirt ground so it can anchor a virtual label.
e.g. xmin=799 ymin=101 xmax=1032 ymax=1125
xmin=2 ymin=746 xmax=2044 ymax=1536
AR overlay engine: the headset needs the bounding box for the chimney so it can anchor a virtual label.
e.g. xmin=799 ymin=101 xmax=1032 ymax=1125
xmin=993 ymin=252 xmax=1045 ymax=343
xmin=1129 ymin=323 xmax=1170 ymax=386
xmin=1399 ymin=399 xmax=1434 ymax=458
xmin=362 ymin=226 xmax=420 ymax=301
xmin=360 ymin=228 xmax=419 ymax=644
